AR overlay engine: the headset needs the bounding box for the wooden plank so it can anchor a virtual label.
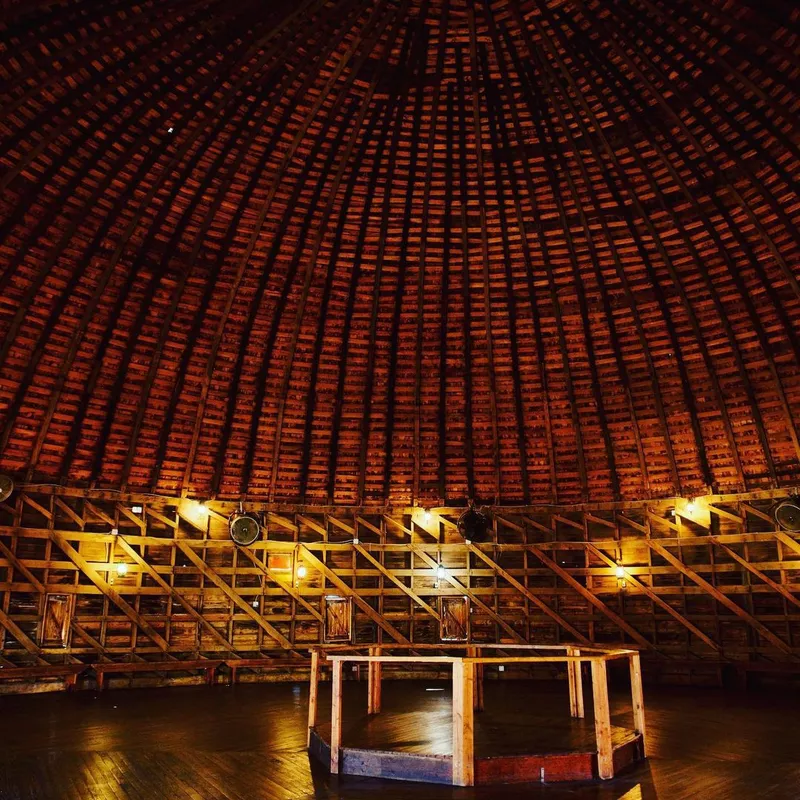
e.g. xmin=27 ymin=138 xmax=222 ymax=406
xmin=116 ymin=536 xmax=241 ymax=654
xmin=774 ymin=531 xmax=800 ymax=558
xmin=647 ymin=540 xmax=794 ymax=655
xmin=0 ymin=606 xmax=44 ymax=659
xmin=21 ymin=494 xmax=53 ymax=521
xmin=468 ymin=544 xmax=590 ymax=644
xmin=84 ymin=501 xmax=115 ymax=527
xmin=308 ymin=649 xmax=320 ymax=747
xmin=629 ymin=652 xmax=647 ymax=756
xmin=117 ymin=505 xmax=147 ymax=531
xmin=296 ymin=515 xmax=327 ymax=538
xmin=411 ymin=547 xmax=526 ymax=644
xmin=175 ymin=541 xmax=292 ymax=649
xmin=299 ymin=546 xmax=409 ymax=643
xmin=451 ymin=658 xmax=474 ymax=787
xmin=528 ymin=547 xmax=653 ymax=650
xmin=566 ymin=645 xmax=584 ymax=719
xmin=591 ymin=659 xmax=614 ymax=779
xmin=354 ymin=544 xmax=440 ymax=621
xmin=145 ymin=507 xmax=178 ymax=529
xmin=0 ymin=538 xmax=45 ymax=593
xmin=585 ymin=542 xmax=720 ymax=652
xmin=712 ymin=539 xmax=800 ymax=611
xmin=368 ymin=645 xmax=382 ymax=714
xmin=51 ymin=531 xmax=170 ymax=652
xmin=54 ymin=497 xmax=84 ymax=529
xmin=330 ymin=658 xmax=343 ymax=774
xmin=237 ymin=547 xmax=324 ymax=623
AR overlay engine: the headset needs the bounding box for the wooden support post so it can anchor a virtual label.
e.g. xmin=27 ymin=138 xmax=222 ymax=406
xmin=567 ymin=646 xmax=584 ymax=718
xmin=629 ymin=652 xmax=647 ymax=756
xmin=468 ymin=647 xmax=484 ymax=711
xmin=308 ymin=650 xmax=320 ymax=747
xmin=452 ymin=658 xmax=475 ymax=787
xmin=368 ymin=646 xmax=381 ymax=714
xmin=591 ymin=659 xmax=614 ymax=780
xmin=330 ymin=659 xmax=343 ymax=774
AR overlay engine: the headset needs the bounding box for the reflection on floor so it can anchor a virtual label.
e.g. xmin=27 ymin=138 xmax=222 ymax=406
xmin=0 ymin=678 xmax=798 ymax=799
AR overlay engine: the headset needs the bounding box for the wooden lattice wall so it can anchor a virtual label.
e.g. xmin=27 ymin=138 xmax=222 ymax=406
xmin=1 ymin=486 xmax=799 ymax=691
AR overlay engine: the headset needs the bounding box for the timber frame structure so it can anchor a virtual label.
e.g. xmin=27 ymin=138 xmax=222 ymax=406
xmin=1 ymin=484 xmax=799 ymax=691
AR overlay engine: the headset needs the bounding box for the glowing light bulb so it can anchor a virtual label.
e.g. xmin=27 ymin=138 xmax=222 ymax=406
xmin=168 ymin=126 xmax=174 ymax=133
xmin=685 ymin=500 xmax=696 ymax=515
xmin=116 ymin=562 xmax=128 ymax=576
xmin=615 ymin=565 xmax=625 ymax=579
xmin=436 ymin=564 xmax=446 ymax=580
xmin=131 ymin=505 xmax=143 ymax=514
xmin=297 ymin=565 xmax=307 ymax=579
xmin=423 ymin=509 xmax=432 ymax=524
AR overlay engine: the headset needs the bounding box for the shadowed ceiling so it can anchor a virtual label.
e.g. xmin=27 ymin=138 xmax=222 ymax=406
xmin=0 ymin=0 xmax=798 ymax=506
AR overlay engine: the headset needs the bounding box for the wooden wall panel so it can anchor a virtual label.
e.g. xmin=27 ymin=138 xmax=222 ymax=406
xmin=0 ymin=487 xmax=798 ymax=689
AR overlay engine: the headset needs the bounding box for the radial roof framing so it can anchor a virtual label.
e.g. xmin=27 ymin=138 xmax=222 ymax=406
xmin=0 ymin=0 xmax=798 ymax=506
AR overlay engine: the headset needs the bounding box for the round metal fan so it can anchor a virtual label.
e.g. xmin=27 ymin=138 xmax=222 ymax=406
xmin=229 ymin=512 xmax=261 ymax=546
xmin=774 ymin=498 xmax=800 ymax=533
xmin=0 ymin=475 xmax=14 ymax=503
xmin=457 ymin=503 xmax=490 ymax=543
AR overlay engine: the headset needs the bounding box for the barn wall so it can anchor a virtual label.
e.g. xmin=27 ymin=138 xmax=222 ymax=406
xmin=1 ymin=487 xmax=799 ymax=692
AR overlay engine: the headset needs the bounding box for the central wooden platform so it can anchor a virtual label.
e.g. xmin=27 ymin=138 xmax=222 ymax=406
xmin=307 ymin=645 xmax=647 ymax=786
xmin=309 ymin=708 xmax=643 ymax=784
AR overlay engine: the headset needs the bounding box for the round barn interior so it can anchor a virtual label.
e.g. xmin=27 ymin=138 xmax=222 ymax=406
xmin=0 ymin=0 xmax=799 ymax=797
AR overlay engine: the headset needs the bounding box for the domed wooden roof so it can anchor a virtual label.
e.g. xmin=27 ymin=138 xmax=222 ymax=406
xmin=0 ymin=0 xmax=798 ymax=506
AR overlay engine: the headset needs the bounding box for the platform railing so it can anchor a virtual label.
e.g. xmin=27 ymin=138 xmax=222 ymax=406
xmin=307 ymin=643 xmax=646 ymax=785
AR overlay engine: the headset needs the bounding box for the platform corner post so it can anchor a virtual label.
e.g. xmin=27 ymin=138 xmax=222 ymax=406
xmin=629 ymin=651 xmax=647 ymax=756
xmin=308 ymin=649 xmax=320 ymax=748
xmin=452 ymin=658 xmax=475 ymax=787
xmin=368 ymin=646 xmax=381 ymax=714
xmin=566 ymin=646 xmax=584 ymax=718
xmin=591 ymin=658 xmax=613 ymax=780
xmin=330 ymin=659 xmax=343 ymax=773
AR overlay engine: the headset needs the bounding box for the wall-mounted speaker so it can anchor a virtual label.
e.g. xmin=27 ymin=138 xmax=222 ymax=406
xmin=457 ymin=505 xmax=490 ymax=543
xmin=774 ymin=498 xmax=800 ymax=533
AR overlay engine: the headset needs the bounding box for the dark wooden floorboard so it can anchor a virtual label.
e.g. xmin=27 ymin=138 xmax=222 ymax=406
xmin=1 ymin=680 xmax=799 ymax=799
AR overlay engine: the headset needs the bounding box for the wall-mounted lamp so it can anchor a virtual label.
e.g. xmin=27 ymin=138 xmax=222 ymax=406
xmin=131 ymin=505 xmax=143 ymax=514
xmin=615 ymin=563 xmax=627 ymax=590
xmin=116 ymin=562 xmax=128 ymax=577
xmin=297 ymin=565 xmax=307 ymax=579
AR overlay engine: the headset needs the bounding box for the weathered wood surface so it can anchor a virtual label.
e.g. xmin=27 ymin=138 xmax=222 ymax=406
xmin=0 ymin=0 xmax=798 ymax=509
xmin=2 ymin=490 xmax=800 ymax=688
xmin=1 ymin=679 xmax=798 ymax=796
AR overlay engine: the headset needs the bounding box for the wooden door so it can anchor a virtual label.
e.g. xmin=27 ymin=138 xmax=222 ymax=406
xmin=324 ymin=597 xmax=352 ymax=643
xmin=440 ymin=596 xmax=469 ymax=641
xmin=41 ymin=594 xmax=72 ymax=647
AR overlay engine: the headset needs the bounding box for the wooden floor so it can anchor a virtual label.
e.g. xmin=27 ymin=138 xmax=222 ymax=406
xmin=1 ymin=678 xmax=798 ymax=799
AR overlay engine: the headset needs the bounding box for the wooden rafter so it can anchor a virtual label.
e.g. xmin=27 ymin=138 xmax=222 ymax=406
xmin=647 ymin=540 xmax=794 ymax=657
xmin=175 ymin=541 xmax=293 ymax=650
xmin=51 ymin=532 xmax=171 ymax=653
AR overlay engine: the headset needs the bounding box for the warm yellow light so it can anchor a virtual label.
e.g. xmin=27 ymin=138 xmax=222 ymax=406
xmin=116 ymin=562 xmax=128 ymax=576
xmin=423 ymin=509 xmax=432 ymax=524
xmin=436 ymin=564 xmax=447 ymax=580
xmin=615 ymin=565 xmax=625 ymax=579
xmin=297 ymin=565 xmax=307 ymax=579
xmin=685 ymin=500 xmax=696 ymax=515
